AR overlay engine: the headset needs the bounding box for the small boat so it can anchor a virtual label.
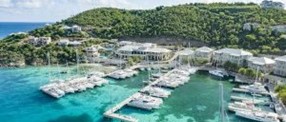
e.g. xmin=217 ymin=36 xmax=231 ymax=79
xmin=209 ymin=70 xmax=225 ymax=78
xmin=128 ymin=93 xmax=163 ymax=110
xmin=228 ymin=101 xmax=261 ymax=112
xmin=140 ymin=87 xmax=171 ymax=98
xmin=235 ymin=111 xmax=279 ymax=122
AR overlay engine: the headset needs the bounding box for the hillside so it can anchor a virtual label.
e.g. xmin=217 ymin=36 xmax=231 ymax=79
xmin=1 ymin=2 xmax=286 ymax=67
xmin=64 ymin=3 xmax=286 ymax=52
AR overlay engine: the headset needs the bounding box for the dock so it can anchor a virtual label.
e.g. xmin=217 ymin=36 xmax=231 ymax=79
xmin=104 ymin=93 xmax=141 ymax=122
xmin=103 ymin=67 xmax=192 ymax=121
xmin=232 ymin=88 xmax=270 ymax=96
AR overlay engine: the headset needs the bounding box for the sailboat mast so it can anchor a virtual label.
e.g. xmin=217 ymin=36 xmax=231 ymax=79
xmin=47 ymin=52 xmax=51 ymax=80
xmin=219 ymin=82 xmax=225 ymax=122
xmin=76 ymin=49 xmax=79 ymax=75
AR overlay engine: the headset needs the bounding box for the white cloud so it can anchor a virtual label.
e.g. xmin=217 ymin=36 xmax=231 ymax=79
xmin=0 ymin=0 xmax=12 ymax=7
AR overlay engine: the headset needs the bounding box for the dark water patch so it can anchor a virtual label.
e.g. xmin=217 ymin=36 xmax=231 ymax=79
xmin=48 ymin=113 xmax=93 ymax=122
xmin=50 ymin=102 xmax=65 ymax=110
xmin=69 ymin=100 xmax=82 ymax=106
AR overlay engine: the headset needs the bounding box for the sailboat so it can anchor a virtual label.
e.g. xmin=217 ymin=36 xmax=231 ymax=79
xmin=219 ymin=82 xmax=229 ymax=122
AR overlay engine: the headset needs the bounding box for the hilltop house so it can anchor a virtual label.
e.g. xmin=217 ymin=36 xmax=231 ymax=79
xmin=84 ymin=46 xmax=100 ymax=63
xmin=63 ymin=25 xmax=82 ymax=33
xmin=115 ymin=42 xmax=172 ymax=61
xmin=28 ymin=36 xmax=51 ymax=46
xmin=247 ymin=57 xmax=276 ymax=73
xmin=274 ymin=55 xmax=286 ymax=77
xmin=194 ymin=46 xmax=214 ymax=62
xmin=212 ymin=48 xmax=253 ymax=66
xmin=261 ymin=0 xmax=284 ymax=9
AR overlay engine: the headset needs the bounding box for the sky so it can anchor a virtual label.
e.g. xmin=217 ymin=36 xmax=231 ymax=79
xmin=0 ymin=0 xmax=285 ymax=22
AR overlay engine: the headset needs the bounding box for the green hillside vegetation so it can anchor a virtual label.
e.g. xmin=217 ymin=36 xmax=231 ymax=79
xmin=64 ymin=3 xmax=286 ymax=54
xmin=1 ymin=3 xmax=286 ymax=66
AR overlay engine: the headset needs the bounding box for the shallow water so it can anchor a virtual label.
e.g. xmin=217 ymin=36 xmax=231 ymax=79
xmin=0 ymin=67 xmax=263 ymax=122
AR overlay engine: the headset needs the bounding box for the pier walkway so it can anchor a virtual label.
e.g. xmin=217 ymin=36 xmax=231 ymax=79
xmin=103 ymin=68 xmax=179 ymax=121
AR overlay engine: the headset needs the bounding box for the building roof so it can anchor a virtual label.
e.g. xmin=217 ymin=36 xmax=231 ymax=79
xmin=248 ymin=57 xmax=275 ymax=65
xmin=118 ymin=43 xmax=171 ymax=53
xmin=195 ymin=46 xmax=214 ymax=53
xmin=214 ymin=48 xmax=253 ymax=57
xmin=178 ymin=49 xmax=194 ymax=56
xmin=275 ymin=55 xmax=286 ymax=62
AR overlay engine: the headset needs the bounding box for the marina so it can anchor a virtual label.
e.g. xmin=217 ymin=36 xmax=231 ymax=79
xmin=104 ymin=67 xmax=196 ymax=121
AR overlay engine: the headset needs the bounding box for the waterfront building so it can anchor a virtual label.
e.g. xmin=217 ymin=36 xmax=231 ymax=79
xmin=212 ymin=48 xmax=253 ymax=66
xmin=178 ymin=49 xmax=194 ymax=59
xmin=260 ymin=0 xmax=284 ymax=9
xmin=247 ymin=57 xmax=275 ymax=73
xmin=115 ymin=42 xmax=172 ymax=61
xmin=84 ymin=46 xmax=100 ymax=63
xmin=194 ymin=46 xmax=214 ymax=61
xmin=118 ymin=41 xmax=134 ymax=46
xmin=28 ymin=36 xmax=51 ymax=46
xmin=274 ymin=55 xmax=286 ymax=77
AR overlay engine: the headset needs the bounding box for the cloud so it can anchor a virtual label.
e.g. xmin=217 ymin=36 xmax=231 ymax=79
xmin=14 ymin=0 xmax=44 ymax=8
xmin=0 ymin=0 xmax=12 ymax=7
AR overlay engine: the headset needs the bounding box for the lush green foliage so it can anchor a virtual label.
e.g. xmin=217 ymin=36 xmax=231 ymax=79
xmin=238 ymin=67 xmax=263 ymax=78
xmin=223 ymin=61 xmax=239 ymax=72
xmin=275 ymin=85 xmax=286 ymax=105
xmin=64 ymin=3 xmax=286 ymax=53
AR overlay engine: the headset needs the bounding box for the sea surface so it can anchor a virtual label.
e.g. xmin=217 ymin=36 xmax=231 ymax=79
xmin=0 ymin=67 xmax=264 ymax=122
xmin=0 ymin=22 xmax=46 ymax=39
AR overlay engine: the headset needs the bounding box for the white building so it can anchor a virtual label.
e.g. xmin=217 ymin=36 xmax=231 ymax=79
xmin=63 ymin=25 xmax=82 ymax=33
xmin=58 ymin=39 xmax=70 ymax=46
xmin=177 ymin=49 xmax=194 ymax=59
xmin=247 ymin=57 xmax=276 ymax=73
xmin=116 ymin=43 xmax=172 ymax=61
xmin=272 ymin=25 xmax=286 ymax=33
xmin=194 ymin=46 xmax=214 ymax=61
xmin=274 ymin=55 xmax=286 ymax=76
xmin=243 ymin=23 xmax=260 ymax=31
xmin=84 ymin=46 xmax=100 ymax=63
xmin=28 ymin=36 xmax=51 ymax=46
xmin=213 ymin=48 xmax=253 ymax=66
xmin=261 ymin=0 xmax=284 ymax=9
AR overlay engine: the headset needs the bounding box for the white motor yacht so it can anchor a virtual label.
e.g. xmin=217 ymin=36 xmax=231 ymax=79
xmin=235 ymin=111 xmax=280 ymax=122
xmin=128 ymin=94 xmax=163 ymax=110
xmin=141 ymin=87 xmax=171 ymax=98
xmin=240 ymin=82 xmax=268 ymax=94
xmin=209 ymin=70 xmax=225 ymax=78
xmin=228 ymin=101 xmax=261 ymax=112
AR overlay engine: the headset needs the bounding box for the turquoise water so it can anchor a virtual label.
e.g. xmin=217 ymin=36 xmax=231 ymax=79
xmin=0 ymin=67 xmax=262 ymax=122
xmin=0 ymin=22 xmax=46 ymax=38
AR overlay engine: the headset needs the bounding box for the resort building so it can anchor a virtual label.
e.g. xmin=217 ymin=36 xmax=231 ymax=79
xmin=260 ymin=0 xmax=284 ymax=9
xmin=28 ymin=36 xmax=51 ymax=46
xmin=118 ymin=41 xmax=134 ymax=46
xmin=84 ymin=46 xmax=100 ymax=63
xmin=177 ymin=49 xmax=194 ymax=59
xmin=274 ymin=56 xmax=286 ymax=77
xmin=115 ymin=42 xmax=172 ymax=61
xmin=194 ymin=46 xmax=214 ymax=61
xmin=212 ymin=48 xmax=253 ymax=66
xmin=247 ymin=57 xmax=276 ymax=73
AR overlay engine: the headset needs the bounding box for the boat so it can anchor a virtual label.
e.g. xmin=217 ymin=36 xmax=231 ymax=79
xmin=209 ymin=70 xmax=225 ymax=78
xmin=235 ymin=111 xmax=280 ymax=122
xmin=127 ymin=93 xmax=163 ymax=110
xmin=228 ymin=101 xmax=261 ymax=112
xmin=239 ymin=82 xmax=268 ymax=94
xmin=140 ymin=87 xmax=171 ymax=98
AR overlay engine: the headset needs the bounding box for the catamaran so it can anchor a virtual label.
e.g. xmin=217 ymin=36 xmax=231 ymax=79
xmin=127 ymin=93 xmax=163 ymax=110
